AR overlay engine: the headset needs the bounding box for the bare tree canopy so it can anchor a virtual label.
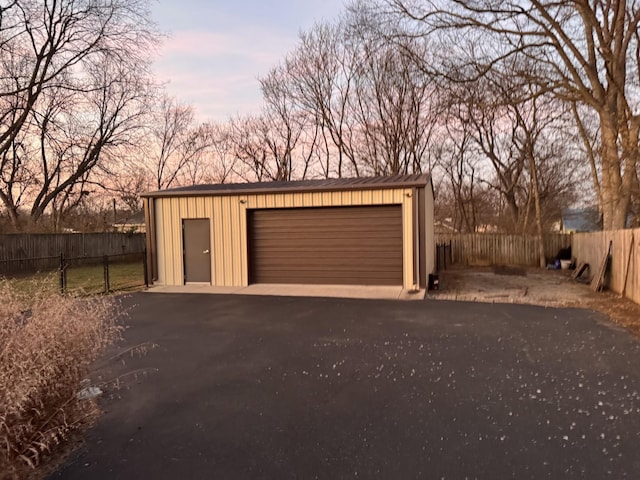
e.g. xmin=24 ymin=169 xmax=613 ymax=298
xmin=385 ymin=0 xmax=640 ymax=229
xmin=252 ymin=12 xmax=439 ymax=181
xmin=0 ymin=0 xmax=157 ymax=229
xmin=145 ymin=95 xmax=202 ymax=190
xmin=0 ymin=0 xmax=616 ymax=234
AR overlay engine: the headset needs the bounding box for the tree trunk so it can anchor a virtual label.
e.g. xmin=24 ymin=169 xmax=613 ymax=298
xmin=504 ymin=192 xmax=520 ymax=232
xmin=527 ymin=151 xmax=546 ymax=268
xmin=599 ymin=113 xmax=629 ymax=230
xmin=0 ymin=191 xmax=20 ymax=229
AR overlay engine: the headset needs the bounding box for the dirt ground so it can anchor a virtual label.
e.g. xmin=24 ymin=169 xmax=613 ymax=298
xmin=429 ymin=266 xmax=640 ymax=337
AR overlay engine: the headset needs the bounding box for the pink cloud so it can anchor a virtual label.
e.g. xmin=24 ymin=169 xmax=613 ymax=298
xmin=152 ymin=28 xmax=298 ymax=121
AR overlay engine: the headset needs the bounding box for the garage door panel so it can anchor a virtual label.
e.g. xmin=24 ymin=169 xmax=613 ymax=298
xmin=251 ymin=256 xmax=401 ymax=264
xmin=252 ymin=218 xmax=401 ymax=227
xmin=252 ymin=275 xmax=401 ymax=285
xmin=250 ymin=250 xmax=401 ymax=257
xmin=252 ymin=229 xmax=401 ymax=238
xmin=253 ymin=213 xmax=401 ymax=222
xmin=248 ymin=205 xmax=403 ymax=285
xmin=256 ymin=268 xmax=401 ymax=278
xmin=251 ymin=209 xmax=401 ymax=220
xmin=253 ymin=255 xmax=402 ymax=265
xmin=250 ymin=239 xmax=402 ymax=248
xmin=252 ymin=263 xmax=402 ymax=272
xmin=250 ymin=219 xmax=402 ymax=235
xmin=258 ymin=266 xmax=402 ymax=272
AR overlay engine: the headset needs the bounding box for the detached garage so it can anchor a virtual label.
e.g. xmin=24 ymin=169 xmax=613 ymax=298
xmin=142 ymin=174 xmax=435 ymax=291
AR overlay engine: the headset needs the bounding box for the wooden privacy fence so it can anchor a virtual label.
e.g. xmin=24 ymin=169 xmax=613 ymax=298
xmin=435 ymin=233 xmax=572 ymax=267
xmin=572 ymin=229 xmax=640 ymax=305
xmin=0 ymin=233 xmax=145 ymax=262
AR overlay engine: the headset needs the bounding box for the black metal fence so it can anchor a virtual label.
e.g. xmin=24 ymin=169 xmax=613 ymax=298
xmin=0 ymin=254 xmax=60 ymax=275
xmin=0 ymin=250 xmax=148 ymax=294
xmin=436 ymin=241 xmax=452 ymax=272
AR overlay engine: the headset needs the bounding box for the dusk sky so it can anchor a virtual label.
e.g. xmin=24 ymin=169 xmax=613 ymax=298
xmin=150 ymin=0 xmax=346 ymax=122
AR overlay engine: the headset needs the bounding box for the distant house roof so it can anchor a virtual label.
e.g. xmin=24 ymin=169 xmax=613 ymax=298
xmin=561 ymin=207 xmax=602 ymax=232
xmin=434 ymin=218 xmax=457 ymax=234
xmin=141 ymin=174 xmax=432 ymax=198
xmin=114 ymin=211 xmax=145 ymax=226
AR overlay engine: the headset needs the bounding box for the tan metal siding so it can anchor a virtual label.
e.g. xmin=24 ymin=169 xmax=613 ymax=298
xmin=418 ymin=187 xmax=426 ymax=288
xmin=154 ymin=188 xmax=415 ymax=288
xmin=239 ymin=197 xmax=249 ymax=285
xmin=402 ymin=192 xmax=414 ymax=288
xmin=425 ymin=182 xmax=435 ymax=275
xmin=221 ymin=197 xmax=233 ymax=284
xmin=248 ymin=206 xmax=403 ymax=285
xmin=170 ymin=198 xmax=182 ymax=284
xmin=160 ymin=199 xmax=171 ymax=284
xmin=154 ymin=199 xmax=165 ymax=283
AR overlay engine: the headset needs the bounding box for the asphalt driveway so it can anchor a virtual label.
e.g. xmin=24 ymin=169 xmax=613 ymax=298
xmin=52 ymin=293 xmax=640 ymax=479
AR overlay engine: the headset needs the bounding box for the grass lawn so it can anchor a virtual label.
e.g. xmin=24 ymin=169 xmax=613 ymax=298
xmin=3 ymin=261 xmax=146 ymax=295
xmin=67 ymin=260 xmax=146 ymax=294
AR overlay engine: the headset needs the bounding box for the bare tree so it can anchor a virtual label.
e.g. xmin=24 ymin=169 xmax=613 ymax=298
xmin=252 ymin=12 xmax=440 ymax=180
xmin=145 ymin=95 xmax=205 ymax=190
xmin=350 ymin=36 xmax=436 ymax=176
xmin=435 ymin=109 xmax=486 ymax=233
xmin=0 ymin=118 xmax=35 ymax=224
xmin=0 ymin=0 xmax=157 ymax=228
xmin=275 ymin=21 xmax=361 ymax=177
xmin=386 ymin=0 xmax=640 ymax=229
xmin=0 ymin=52 xmax=151 ymax=229
xmin=448 ymin=76 xmax=529 ymax=231
xmin=571 ymin=101 xmax=603 ymax=207
xmin=198 ymin=123 xmax=238 ymax=184
xmin=260 ymin=68 xmax=317 ymax=180
xmin=36 ymin=58 xmax=149 ymax=222
xmin=228 ymin=113 xmax=304 ymax=182
xmin=110 ymin=168 xmax=148 ymax=212
xmin=435 ymin=61 xmax=580 ymax=240
xmin=0 ymin=0 xmax=154 ymax=163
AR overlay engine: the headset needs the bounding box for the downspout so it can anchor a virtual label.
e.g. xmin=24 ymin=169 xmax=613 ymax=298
xmin=143 ymin=197 xmax=152 ymax=284
xmin=413 ymin=188 xmax=420 ymax=291
xmin=143 ymin=197 xmax=158 ymax=283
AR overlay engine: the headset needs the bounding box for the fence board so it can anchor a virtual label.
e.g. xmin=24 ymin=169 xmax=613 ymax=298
xmin=0 ymin=233 xmax=145 ymax=262
xmin=573 ymin=229 xmax=640 ymax=305
xmin=435 ymin=233 xmax=572 ymax=267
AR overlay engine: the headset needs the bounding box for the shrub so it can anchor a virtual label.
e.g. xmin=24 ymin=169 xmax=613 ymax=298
xmin=0 ymin=279 xmax=122 ymax=479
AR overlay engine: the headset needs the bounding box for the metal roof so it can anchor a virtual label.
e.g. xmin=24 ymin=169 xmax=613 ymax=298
xmin=142 ymin=174 xmax=431 ymax=198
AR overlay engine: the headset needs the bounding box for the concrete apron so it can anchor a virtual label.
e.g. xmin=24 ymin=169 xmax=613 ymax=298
xmin=146 ymin=283 xmax=426 ymax=301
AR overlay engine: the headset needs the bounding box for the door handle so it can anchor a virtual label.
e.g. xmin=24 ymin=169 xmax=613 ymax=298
xmin=203 ymin=249 xmax=210 ymax=254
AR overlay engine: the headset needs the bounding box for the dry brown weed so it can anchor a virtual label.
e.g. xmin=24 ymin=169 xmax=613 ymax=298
xmin=0 ymin=279 xmax=123 ymax=479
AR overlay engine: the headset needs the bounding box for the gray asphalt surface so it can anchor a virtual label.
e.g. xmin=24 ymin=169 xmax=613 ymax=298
xmin=51 ymin=293 xmax=640 ymax=479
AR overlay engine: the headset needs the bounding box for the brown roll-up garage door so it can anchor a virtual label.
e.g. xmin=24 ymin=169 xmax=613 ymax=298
xmin=248 ymin=205 xmax=403 ymax=285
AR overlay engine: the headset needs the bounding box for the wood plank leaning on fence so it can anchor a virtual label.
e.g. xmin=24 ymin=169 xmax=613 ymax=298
xmin=591 ymin=241 xmax=613 ymax=292
xmin=622 ymin=232 xmax=634 ymax=297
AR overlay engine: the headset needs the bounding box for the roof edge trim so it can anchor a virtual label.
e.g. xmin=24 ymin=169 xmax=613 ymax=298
xmin=141 ymin=174 xmax=431 ymax=199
